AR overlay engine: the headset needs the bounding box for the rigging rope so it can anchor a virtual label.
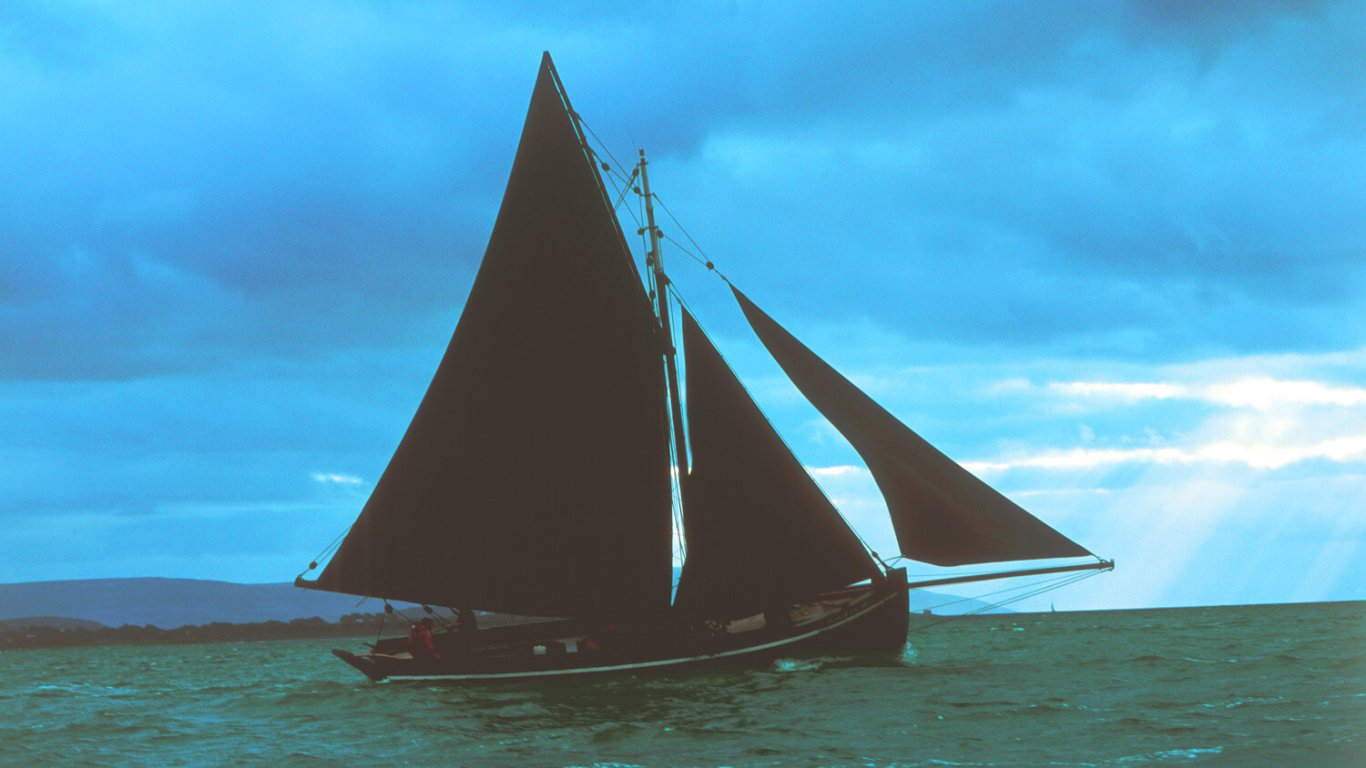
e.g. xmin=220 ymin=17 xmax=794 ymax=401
xmin=661 ymin=232 xmax=725 ymax=278
xmin=652 ymin=194 xmax=729 ymax=283
xmin=297 ymin=527 xmax=348 ymax=579
xmin=572 ymin=110 xmax=633 ymax=186
xmin=374 ymin=602 xmax=390 ymax=645
xmin=576 ymin=109 xmax=730 ymax=289
xmin=907 ymin=569 xmax=1105 ymax=634
xmin=917 ymin=570 xmax=1082 ymax=611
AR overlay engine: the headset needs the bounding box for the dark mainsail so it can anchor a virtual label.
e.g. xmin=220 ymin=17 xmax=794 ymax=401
xmin=312 ymin=55 xmax=673 ymax=617
xmin=674 ymin=310 xmax=879 ymax=618
xmin=732 ymin=288 xmax=1091 ymax=567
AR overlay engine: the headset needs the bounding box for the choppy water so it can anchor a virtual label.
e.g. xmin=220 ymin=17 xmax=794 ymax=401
xmin=2 ymin=602 xmax=1361 ymax=767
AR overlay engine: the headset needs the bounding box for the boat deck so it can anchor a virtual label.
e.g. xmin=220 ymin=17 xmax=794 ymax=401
xmin=334 ymin=575 xmax=908 ymax=682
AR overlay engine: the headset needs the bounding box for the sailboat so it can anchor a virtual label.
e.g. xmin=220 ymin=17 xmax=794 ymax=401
xmin=295 ymin=53 xmax=1112 ymax=683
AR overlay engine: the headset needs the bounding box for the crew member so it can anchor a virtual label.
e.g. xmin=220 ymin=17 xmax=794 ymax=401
xmin=407 ymin=618 xmax=442 ymax=661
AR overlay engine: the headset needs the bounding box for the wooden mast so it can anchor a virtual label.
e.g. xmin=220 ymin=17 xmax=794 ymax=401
xmin=639 ymin=150 xmax=690 ymax=499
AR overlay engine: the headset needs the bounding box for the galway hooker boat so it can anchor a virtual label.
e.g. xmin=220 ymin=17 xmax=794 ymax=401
xmin=295 ymin=53 xmax=1111 ymax=682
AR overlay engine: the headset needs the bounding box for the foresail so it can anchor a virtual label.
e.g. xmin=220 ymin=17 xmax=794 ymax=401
xmin=675 ymin=309 xmax=879 ymax=618
xmin=313 ymin=54 xmax=673 ymax=617
xmin=732 ymin=288 xmax=1092 ymax=567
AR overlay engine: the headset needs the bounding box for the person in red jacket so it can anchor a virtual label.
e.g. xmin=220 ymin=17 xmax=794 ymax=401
xmin=407 ymin=618 xmax=441 ymax=661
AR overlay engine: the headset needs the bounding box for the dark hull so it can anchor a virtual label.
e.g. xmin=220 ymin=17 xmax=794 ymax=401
xmin=333 ymin=569 xmax=909 ymax=682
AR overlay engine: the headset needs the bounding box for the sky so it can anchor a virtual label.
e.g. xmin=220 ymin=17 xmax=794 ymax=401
xmin=2 ymin=0 xmax=1363 ymax=611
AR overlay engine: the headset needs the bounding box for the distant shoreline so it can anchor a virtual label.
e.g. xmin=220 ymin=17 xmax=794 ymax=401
xmin=0 ymin=609 xmax=545 ymax=651
xmin=0 ymin=612 xmax=389 ymax=651
xmin=999 ymin=598 xmax=1365 ymax=616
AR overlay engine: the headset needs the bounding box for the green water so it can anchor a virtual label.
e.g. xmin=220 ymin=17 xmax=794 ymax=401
xmin=2 ymin=602 xmax=1362 ymax=767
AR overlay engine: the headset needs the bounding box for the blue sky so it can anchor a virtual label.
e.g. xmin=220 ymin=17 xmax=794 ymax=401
xmin=2 ymin=1 xmax=1362 ymax=610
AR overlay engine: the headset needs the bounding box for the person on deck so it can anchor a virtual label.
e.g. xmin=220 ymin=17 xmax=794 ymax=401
xmin=582 ymin=622 xmax=618 ymax=652
xmin=441 ymin=608 xmax=477 ymax=652
xmin=407 ymin=618 xmax=442 ymax=661
xmin=454 ymin=607 xmax=478 ymax=634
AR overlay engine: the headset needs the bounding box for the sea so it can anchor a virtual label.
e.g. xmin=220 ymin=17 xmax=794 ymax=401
xmin=2 ymin=601 xmax=1361 ymax=767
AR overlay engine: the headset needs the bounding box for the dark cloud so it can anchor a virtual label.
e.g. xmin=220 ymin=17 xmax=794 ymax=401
xmin=0 ymin=352 xmax=424 ymax=515
xmin=1 ymin=2 xmax=529 ymax=379
xmin=606 ymin=0 xmax=1366 ymax=358
xmin=4 ymin=0 xmax=1361 ymax=380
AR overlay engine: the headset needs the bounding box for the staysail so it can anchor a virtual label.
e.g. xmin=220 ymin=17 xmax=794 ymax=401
xmin=310 ymin=54 xmax=673 ymax=617
xmin=733 ymin=288 xmax=1091 ymax=566
xmin=674 ymin=309 xmax=879 ymax=617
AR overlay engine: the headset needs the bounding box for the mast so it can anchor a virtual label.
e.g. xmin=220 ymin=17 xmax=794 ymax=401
xmin=639 ymin=150 xmax=690 ymax=497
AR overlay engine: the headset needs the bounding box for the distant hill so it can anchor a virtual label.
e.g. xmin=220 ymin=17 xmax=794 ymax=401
xmin=0 ymin=576 xmax=1005 ymax=630
xmin=0 ymin=578 xmax=387 ymax=629
xmin=0 ymin=616 xmax=106 ymax=631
